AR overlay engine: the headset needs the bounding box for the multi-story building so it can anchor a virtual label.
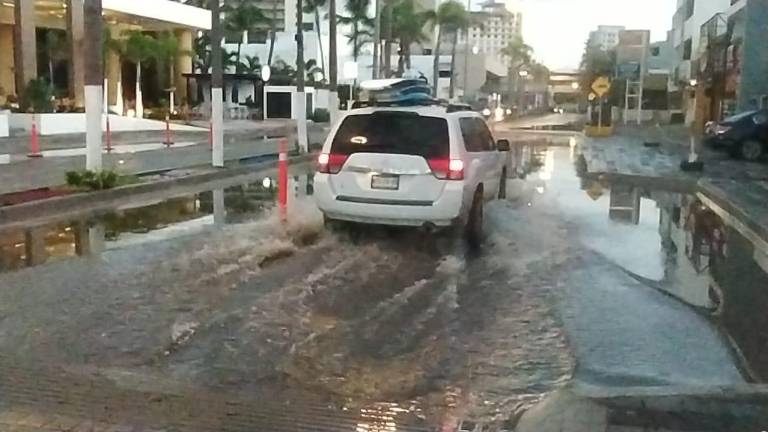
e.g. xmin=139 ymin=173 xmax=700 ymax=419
xmin=458 ymin=1 xmax=523 ymax=64
xmin=669 ymin=0 xmax=731 ymax=122
xmin=588 ymin=25 xmax=625 ymax=51
xmin=688 ymin=0 xmax=768 ymax=126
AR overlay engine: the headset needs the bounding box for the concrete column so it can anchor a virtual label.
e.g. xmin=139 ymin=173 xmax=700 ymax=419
xmin=107 ymin=46 xmax=121 ymax=106
xmin=67 ymin=0 xmax=86 ymax=108
xmin=175 ymin=29 xmax=194 ymax=106
xmin=0 ymin=24 xmax=14 ymax=98
xmin=13 ymin=0 xmax=37 ymax=100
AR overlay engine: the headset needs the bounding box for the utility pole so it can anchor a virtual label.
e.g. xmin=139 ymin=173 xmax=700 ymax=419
xmin=295 ymin=0 xmax=309 ymax=152
xmin=211 ymin=0 xmax=224 ymax=167
xmin=83 ymin=0 xmax=103 ymax=171
xmin=372 ymin=0 xmax=381 ymax=79
xmin=329 ymin=0 xmax=339 ymax=124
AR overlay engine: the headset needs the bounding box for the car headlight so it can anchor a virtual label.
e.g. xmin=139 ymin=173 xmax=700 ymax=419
xmin=715 ymin=125 xmax=731 ymax=135
xmin=482 ymin=108 xmax=491 ymax=116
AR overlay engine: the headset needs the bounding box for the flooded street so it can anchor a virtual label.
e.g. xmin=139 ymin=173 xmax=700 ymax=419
xmin=0 ymin=140 xmax=765 ymax=429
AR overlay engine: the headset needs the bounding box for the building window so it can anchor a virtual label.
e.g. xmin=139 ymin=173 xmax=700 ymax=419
xmin=247 ymin=31 xmax=268 ymax=44
xmin=650 ymin=46 xmax=660 ymax=56
xmin=302 ymin=22 xmax=314 ymax=31
xmin=225 ymin=32 xmax=242 ymax=44
xmin=683 ymin=38 xmax=692 ymax=60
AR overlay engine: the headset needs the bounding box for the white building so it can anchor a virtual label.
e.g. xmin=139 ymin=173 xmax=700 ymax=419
xmin=458 ymin=1 xmax=522 ymax=65
xmin=588 ymin=25 xmax=625 ymax=51
xmin=669 ymin=0 xmax=731 ymax=90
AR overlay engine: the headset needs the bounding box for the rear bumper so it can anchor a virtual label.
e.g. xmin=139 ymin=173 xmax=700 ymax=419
xmin=313 ymin=174 xmax=463 ymax=227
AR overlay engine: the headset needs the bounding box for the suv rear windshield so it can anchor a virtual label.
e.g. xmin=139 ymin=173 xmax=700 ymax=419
xmin=331 ymin=112 xmax=449 ymax=159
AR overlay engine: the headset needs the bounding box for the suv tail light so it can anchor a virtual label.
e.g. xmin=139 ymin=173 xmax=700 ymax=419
xmin=428 ymin=158 xmax=464 ymax=180
xmin=318 ymin=153 xmax=348 ymax=174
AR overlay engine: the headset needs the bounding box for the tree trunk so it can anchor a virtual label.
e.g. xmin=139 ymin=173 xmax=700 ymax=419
xmin=448 ymin=30 xmax=458 ymax=99
xmin=236 ymin=42 xmax=242 ymax=73
xmin=135 ymin=61 xmax=143 ymax=118
xmin=268 ymin=0 xmax=279 ymax=65
xmin=432 ymin=26 xmax=442 ymax=96
xmin=383 ymin=1 xmax=392 ymax=77
xmin=397 ymin=40 xmax=406 ymax=76
xmin=48 ymin=59 xmax=55 ymax=89
xmin=314 ymin=9 xmax=326 ymax=78
xmin=296 ymin=0 xmax=308 ymax=152
xmin=328 ymin=0 xmax=338 ymax=124
xmin=83 ymin=0 xmax=103 ymax=170
xmin=405 ymin=45 xmax=411 ymax=69
xmin=169 ymin=62 xmax=175 ymax=111
xmin=372 ymin=0 xmax=381 ymax=79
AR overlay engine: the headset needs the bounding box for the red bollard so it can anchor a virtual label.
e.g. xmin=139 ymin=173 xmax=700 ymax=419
xmin=278 ymin=137 xmax=288 ymax=222
xmin=163 ymin=115 xmax=174 ymax=147
xmin=105 ymin=115 xmax=113 ymax=153
xmin=27 ymin=114 xmax=42 ymax=158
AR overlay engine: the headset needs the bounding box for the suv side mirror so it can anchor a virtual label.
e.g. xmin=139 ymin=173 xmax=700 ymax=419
xmin=497 ymin=139 xmax=510 ymax=152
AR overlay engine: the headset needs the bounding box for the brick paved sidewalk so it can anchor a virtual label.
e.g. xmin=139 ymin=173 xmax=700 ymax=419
xmin=0 ymin=355 xmax=432 ymax=432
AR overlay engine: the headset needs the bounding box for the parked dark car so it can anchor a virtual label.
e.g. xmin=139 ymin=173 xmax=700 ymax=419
xmin=705 ymin=109 xmax=768 ymax=161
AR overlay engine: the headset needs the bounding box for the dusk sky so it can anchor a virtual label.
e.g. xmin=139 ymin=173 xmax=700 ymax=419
xmin=510 ymin=0 xmax=675 ymax=70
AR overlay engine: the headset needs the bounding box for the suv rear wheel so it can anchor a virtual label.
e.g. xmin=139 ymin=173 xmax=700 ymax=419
xmin=498 ymin=168 xmax=507 ymax=199
xmin=466 ymin=190 xmax=484 ymax=248
xmin=739 ymin=139 xmax=764 ymax=161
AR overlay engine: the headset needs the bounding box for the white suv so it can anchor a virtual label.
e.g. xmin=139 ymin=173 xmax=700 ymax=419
xmin=313 ymin=105 xmax=510 ymax=244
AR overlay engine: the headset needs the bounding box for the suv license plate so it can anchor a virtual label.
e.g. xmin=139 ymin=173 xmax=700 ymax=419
xmin=371 ymin=175 xmax=399 ymax=190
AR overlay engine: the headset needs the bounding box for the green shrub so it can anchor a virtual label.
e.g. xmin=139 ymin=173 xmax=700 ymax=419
xmin=65 ymin=169 xmax=120 ymax=190
xmin=65 ymin=170 xmax=83 ymax=187
xmin=22 ymin=79 xmax=54 ymax=113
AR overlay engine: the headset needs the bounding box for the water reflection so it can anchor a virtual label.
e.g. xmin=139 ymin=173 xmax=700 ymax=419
xmin=0 ymin=174 xmax=315 ymax=273
xmin=575 ymin=168 xmax=768 ymax=382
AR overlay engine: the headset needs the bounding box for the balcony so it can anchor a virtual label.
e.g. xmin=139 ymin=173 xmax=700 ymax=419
xmin=698 ymin=13 xmax=728 ymax=57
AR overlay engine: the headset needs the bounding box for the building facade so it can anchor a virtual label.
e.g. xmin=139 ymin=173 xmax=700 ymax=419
xmin=588 ymin=25 xmax=625 ymax=51
xmin=683 ymin=0 xmax=768 ymax=130
xmin=458 ymin=1 xmax=523 ymax=65
xmin=0 ymin=0 xmax=209 ymax=111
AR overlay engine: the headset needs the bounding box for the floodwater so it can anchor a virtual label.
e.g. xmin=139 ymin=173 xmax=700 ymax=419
xmin=0 ymin=142 xmax=765 ymax=430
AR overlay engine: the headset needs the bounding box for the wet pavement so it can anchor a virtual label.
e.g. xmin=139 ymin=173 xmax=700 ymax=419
xmin=0 ymin=136 xmax=766 ymax=430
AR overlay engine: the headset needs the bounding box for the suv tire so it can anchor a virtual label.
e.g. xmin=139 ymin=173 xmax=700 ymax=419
xmin=466 ymin=190 xmax=484 ymax=249
xmin=739 ymin=139 xmax=764 ymax=161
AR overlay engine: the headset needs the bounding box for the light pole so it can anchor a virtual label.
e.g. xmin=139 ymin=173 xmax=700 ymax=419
xmin=210 ymin=0 xmax=224 ymax=167
xmin=84 ymin=0 xmax=103 ymax=171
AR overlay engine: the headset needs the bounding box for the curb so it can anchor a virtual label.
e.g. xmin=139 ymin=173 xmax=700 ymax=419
xmin=0 ymin=153 xmax=316 ymax=231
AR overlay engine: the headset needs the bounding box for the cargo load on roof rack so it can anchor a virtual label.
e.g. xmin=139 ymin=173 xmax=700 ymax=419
xmin=356 ymin=78 xmax=435 ymax=107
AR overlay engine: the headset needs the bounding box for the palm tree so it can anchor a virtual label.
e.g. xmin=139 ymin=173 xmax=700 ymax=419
xmin=337 ymin=0 xmax=375 ymax=61
xmin=154 ymin=32 xmax=194 ymax=111
xmin=305 ymin=59 xmax=324 ymax=83
xmin=120 ymin=31 xmax=158 ymax=118
xmin=41 ymin=30 xmax=69 ymax=92
xmin=304 ymin=0 xmax=327 ymax=79
xmin=240 ymin=55 xmax=262 ymax=74
xmin=223 ymin=0 xmax=268 ymax=73
xmin=430 ymin=0 xmax=467 ymax=97
xmin=501 ymin=36 xmax=532 ymax=103
xmin=392 ymin=0 xmax=435 ymax=75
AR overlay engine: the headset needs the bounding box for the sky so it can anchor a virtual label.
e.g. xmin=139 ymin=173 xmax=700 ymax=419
xmin=509 ymin=0 xmax=675 ymax=70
